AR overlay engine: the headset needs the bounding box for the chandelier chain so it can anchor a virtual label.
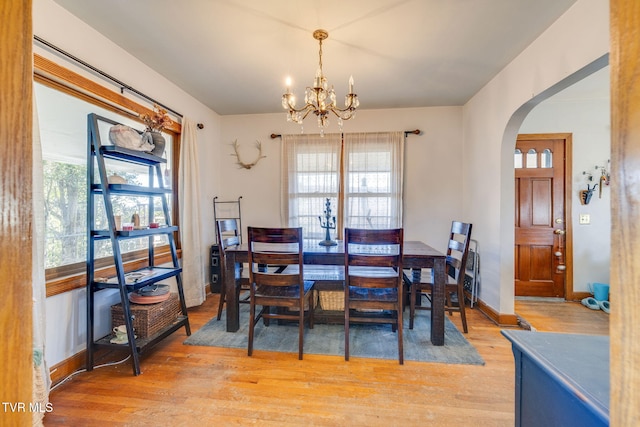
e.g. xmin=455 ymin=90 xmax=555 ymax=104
xmin=318 ymin=38 xmax=323 ymax=76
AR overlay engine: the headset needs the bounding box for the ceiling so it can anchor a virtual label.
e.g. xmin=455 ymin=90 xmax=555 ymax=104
xmin=51 ymin=0 xmax=579 ymax=116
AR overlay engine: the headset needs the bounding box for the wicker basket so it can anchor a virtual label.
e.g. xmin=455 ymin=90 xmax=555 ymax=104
xmin=319 ymin=290 xmax=344 ymax=311
xmin=111 ymin=293 xmax=181 ymax=338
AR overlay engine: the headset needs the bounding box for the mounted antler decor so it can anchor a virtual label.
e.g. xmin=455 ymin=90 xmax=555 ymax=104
xmin=581 ymin=159 xmax=611 ymax=200
xmin=231 ymin=139 xmax=266 ymax=169
xmin=580 ymin=183 xmax=598 ymax=205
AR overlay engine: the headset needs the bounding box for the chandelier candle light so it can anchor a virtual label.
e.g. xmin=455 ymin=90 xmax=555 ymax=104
xmin=282 ymin=29 xmax=359 ymax=134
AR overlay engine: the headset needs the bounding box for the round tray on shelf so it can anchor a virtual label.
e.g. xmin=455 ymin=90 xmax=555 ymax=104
xmin=129 ymin=290 xmax=171 ymax=304
xmin=136 ymin=284 xmax=170 ymax=296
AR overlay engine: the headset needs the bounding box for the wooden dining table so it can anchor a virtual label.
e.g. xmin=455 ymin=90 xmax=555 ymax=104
xmin=223 ymin=240 xmax=448 ymax=346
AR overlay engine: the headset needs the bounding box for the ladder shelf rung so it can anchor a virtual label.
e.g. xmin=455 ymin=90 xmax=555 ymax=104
xmin=92 ymin=183 xmax=171 ymax=196
xmin=92 ymin=225 xmax=178 ymax=238
xmin=99 ymin=145 xmax=166 ymax=165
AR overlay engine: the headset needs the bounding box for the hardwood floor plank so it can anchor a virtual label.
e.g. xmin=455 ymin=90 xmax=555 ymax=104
xmin=515 ymin=299 xmax=609 ymax=334
xmin=45 ymin=295 xmax=605 ymax=426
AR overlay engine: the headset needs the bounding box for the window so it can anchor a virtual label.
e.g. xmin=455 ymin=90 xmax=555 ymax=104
xmin=344 ymin=132 xmax=404 ymax=229
xmin=282 ymin=133 xmax=341 ymax=239
xmin=34 ymin=56 xmax=180 ymax=291
xmin=526 ymin=148 xmax=538 ymax=168
xmin=541 ymin=148 xmax=553 ymax=168
xmin=36 ymin=82 xmax=176 ymax=277
xmin=514 ymin=148 xmax=523 ymax=168
xmin=282 ymin=132 xmax=404 ymax=239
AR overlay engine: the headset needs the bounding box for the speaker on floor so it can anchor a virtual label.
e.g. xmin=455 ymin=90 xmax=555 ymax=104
xmin=210 ymin=245 xmax=221 ymax=293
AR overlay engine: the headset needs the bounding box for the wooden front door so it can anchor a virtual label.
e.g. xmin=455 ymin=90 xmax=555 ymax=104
xmin=515 ymin=134 xmax=570 ymax=297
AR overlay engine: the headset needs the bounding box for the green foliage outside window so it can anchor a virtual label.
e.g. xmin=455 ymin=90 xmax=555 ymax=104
xmin=43 ymin=160 xmax=167 ymax=269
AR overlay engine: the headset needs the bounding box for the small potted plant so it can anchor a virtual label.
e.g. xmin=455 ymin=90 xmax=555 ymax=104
xmin=139 ymin=104 xmax=172 ymax=156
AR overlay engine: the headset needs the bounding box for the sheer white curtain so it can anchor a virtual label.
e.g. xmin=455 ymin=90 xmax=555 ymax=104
xmin=33 ymin=89 xmax=50 ymax=426
xmin=281 ymin=131 xmax=404 ymax=237
xmin=343 ymin=131 xmax=404 ymax=228
xmin=179 ymin=118 xmax=205 ymax=307
xmin=281 ymin=133 xmax=341 ymax=239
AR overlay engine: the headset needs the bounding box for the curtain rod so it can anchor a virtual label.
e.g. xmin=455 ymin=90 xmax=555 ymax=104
xmin=270 ymin=129 xmax=421 ymax=139
xmin=34 ymin=35 xmax=183 ymax=118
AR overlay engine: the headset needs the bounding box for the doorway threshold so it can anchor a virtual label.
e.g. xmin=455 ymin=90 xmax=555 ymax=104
xmin=515 ymin=296 xmax=566 ymax=302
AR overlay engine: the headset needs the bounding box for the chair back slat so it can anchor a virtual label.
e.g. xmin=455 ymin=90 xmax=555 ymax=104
xmin=250 ymin=252 xmax=299 ymax=266
xmin=450 ymin=220 xmax=469 ymax=235
xmin=220 ymin=235 xmax=240 ymax=250
xmin=252 ymin=271 xmax=301 ymax=287
xmin=347 ymin=254 xmax=400 ymax=268
xmin=346 ymin=228 xmax=403 ymax=245
xmin=447 ymin=255 xmax=463 ymax=271
xmin=448 ymin=239 xmax=466 ymax=254
xmin=249 ymin=227 xmax=302 ymax=244
xmin=348 ymin=275 xmax=399 ymax=289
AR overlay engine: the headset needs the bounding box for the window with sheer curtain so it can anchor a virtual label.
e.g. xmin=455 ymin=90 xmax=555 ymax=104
xmin=281 ymin=131 xmax=404 ymax=239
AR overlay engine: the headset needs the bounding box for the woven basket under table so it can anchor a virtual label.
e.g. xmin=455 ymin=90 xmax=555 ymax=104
xmin=319 ymin=290 xmax=345 ymax=311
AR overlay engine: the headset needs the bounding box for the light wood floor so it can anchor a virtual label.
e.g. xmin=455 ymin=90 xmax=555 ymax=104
xmin=44 ymin=295 xmax=609 ymax=426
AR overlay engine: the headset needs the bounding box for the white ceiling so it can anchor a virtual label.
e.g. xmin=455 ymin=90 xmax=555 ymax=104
xmin=51 ymin=0 xmax=580 ymax=115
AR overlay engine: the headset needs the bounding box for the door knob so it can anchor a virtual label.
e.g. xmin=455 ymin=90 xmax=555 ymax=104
xmin=554 ymin=229 xmax=566 ymax=235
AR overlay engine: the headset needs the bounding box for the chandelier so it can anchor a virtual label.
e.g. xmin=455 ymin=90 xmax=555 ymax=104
xmin=282 ymin=29 xmax=359 ymax=133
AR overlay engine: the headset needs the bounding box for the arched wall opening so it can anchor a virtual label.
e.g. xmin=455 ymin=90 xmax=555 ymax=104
xmin=498 ymin=54 xmax=609 ymax=313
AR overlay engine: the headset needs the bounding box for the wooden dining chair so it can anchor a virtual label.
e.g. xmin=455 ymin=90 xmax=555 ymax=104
xmin=344 ymin=228 xmax=404 ymax=364
xmin=215 ymin=219 xmax=249 ymax=321
xmin=409 ymin=221 xmax=473 ymax=333
xmin=247 ymin=227 xmax=315 ymax=360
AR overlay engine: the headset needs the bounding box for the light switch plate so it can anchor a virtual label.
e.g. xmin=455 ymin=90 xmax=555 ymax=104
xmin=579 ymin=214 xmax=591 ymax=225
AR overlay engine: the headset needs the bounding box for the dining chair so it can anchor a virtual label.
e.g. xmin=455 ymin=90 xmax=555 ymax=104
xmin=247 ymin=227 xmax=315 ymax=360
xmin=215 ymin=218 xmax=249 ymax=321
xmin=408 ymin=221 xmax=473 ymax=333
xmin=344 ymin=228 xmax=404 ymax=364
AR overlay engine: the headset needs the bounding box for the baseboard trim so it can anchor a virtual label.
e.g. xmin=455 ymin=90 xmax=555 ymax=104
xmin=474 ymin=298 xmax=519 ymax=327
xmin=49 ymin=348 xmax=130 ymax=386
xmin=568 ymin=291 xmax=591 ymax=301
xmin=49 ymin=351 xmax=86 ymax=386
xmin=49 ymin=292 xmax=215 ymax=387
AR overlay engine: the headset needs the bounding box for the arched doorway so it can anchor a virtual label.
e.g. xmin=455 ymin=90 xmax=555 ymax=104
xmin=501 ymin=55 xmax=609 ymax=314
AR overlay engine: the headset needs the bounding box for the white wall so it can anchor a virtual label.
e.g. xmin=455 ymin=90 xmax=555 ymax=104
xmin=35 ymin=0 xmax=223 ymax=365
xmin=219 ymin=107 xmax=464 ymax=250
xmin=519 ymin=74 xmax=611 ymax=294
xmin=462 ymin=0 xmax=609 ymax=315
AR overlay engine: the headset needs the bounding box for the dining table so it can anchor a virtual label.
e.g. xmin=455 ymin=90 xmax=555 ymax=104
xmin=223 ymin=240 xmax=448 ymax=346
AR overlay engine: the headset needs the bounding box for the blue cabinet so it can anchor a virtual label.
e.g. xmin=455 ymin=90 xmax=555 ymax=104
xmin=502 ymin=330 xmax=609 ymax=427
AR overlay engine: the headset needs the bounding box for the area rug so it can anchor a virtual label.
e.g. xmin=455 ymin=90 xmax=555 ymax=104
xmin=184 ymin=305 xmax=484 ymax=365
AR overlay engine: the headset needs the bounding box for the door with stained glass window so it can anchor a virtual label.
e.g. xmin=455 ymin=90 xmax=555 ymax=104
xmin=515 ymin=134 xmax=570 ymax=297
